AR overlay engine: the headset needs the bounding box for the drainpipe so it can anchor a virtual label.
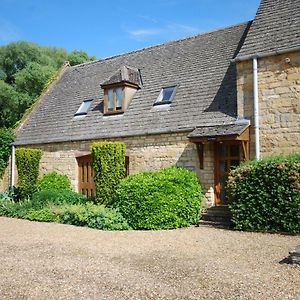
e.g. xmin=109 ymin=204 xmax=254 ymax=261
xmin=253 ymin=57 xmax=260 ymax=160
xmin=11 ymin=144 xmax=15 ymax=188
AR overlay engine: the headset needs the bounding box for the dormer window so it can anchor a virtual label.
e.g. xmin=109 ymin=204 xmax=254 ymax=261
xmin=101 ymin=65 xmax=141 ymax=115
xmin=74 ymin=99 xmax=93 ymax=116
xmin=154 ymin=86 xmax=177 ymax=105
xmin=105 ymin=86 xmax=124 ymax=114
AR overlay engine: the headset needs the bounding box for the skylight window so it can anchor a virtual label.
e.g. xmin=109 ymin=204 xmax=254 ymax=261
xmin=75 ymin=99 xmax=93 ymax=116
xmin=155 ymin=86 xmax=177 ymax=105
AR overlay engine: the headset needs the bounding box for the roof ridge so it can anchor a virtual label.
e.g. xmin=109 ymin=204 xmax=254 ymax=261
xmin=70 ymin=21 xmax=251 ymax=69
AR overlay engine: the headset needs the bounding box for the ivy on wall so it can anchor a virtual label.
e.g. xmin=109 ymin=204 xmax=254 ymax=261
xmin=91 ymin=141 xmax=126 ymax=205
xmin=15 ymin=148 xmax=43 ymax=198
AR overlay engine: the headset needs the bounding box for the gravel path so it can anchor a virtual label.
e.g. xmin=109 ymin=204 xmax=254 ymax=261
xmin=0 ymin=217 xmax=299 ymax=300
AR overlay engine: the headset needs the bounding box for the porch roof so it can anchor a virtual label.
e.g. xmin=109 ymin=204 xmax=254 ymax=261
xmin=188 ymin=123 xmax=250 ymax=142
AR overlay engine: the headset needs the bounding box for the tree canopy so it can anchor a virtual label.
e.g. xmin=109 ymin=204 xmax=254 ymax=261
xmin=0 ymin=41 xmax=95 ymax=129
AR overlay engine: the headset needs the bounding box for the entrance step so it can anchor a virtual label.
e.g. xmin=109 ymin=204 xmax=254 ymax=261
xmin=198 ymin=205 xmax=232 ymax=227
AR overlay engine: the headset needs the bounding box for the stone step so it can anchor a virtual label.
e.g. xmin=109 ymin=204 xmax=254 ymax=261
xmin=199 ymin=205 xmax=232 ymax=227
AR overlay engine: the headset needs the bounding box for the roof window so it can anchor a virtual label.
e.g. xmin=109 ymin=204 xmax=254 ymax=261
xmin=75 ymin=99 xmax=93 ymax=116
xmin=155 ymin=86 xmax=177 ymax=105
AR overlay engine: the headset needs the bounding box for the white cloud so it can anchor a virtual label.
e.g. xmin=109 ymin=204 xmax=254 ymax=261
xmin=129 ymin=28 xmax=163 ymax=38
xmin=128 ymin=23 xmax=200 ymax=40
xmin=0 ymin=19 xmax=20 ymax=43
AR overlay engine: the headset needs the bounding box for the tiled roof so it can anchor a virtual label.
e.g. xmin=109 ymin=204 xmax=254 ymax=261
xmin=188 ymin=123 xmax=250 ymax=139
xmin=236 ymin=0 xmax=300 ymax=60
xmin=15 ymin=22 xmax=250 ymax=146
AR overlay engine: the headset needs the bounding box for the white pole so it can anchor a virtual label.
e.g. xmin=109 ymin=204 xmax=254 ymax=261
xmin=11 ymin=145 xmax=15 ymax=188
xmin=253 ymin=57 xmax=260 ymax=160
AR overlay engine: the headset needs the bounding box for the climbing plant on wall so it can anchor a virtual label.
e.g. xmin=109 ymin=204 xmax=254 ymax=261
xmin=91 ymin=141 xmax=126 ymax=205
xmin=15 ymin=148 xmax=43 ymax=199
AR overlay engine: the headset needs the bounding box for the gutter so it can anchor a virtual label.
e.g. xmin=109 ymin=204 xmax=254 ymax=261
xmin=234 ymin=45 xmax=300 ymax=62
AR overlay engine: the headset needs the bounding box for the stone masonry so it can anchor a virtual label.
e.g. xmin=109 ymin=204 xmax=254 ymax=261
xmin=237 ymin=50 xmax=300 ymax=158
xmin=4 ymin=132 xmax=215 ymax=206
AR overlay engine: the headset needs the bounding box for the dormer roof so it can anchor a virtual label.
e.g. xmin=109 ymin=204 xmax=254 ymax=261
xmin=101 ymin=65 xmax=141 ymax=88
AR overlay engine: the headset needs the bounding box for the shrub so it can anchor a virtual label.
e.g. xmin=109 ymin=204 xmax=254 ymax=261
xmin=15 ymin=148 xmax=43 ymax=199
xmin=24 ymin=207 xmax=58 ymax=222
xmin=59 ymin=203 xmax=131 ymax=230
xmin=36 ymin=171 xmax=71 ymax=191
xmin=0 ymin=128 xmax=14 ymax=177
xmin=112 ymin=166 xmax=203 ymax=230
xmin=31 ymin=189 xmax=87 ymax=209
xmin=0 ymin=198 xmax=33 ymax=218
xmin=227 ymin=153 xmax=300 ymax=233
xmin=91 ymin=141 xmax=126 ymax=205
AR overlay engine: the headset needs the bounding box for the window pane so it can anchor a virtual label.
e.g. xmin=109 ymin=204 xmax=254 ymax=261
xmin=162 ymin=87 xmax=175 ymax=101
xmin=108 ymin=89 xmax=113 ymax=110
xmin=115 ymin=87 xmax=122 ymax=109
xmin=75 ymin=99 xmax=93 ymax=115
xmin=155 ymin=86 xmax=176 ymax=104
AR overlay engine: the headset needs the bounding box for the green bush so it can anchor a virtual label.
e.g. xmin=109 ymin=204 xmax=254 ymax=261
xmin=24 ymin=207 xmax=58 ymax=222
xmin=31 ymin=189 xmax=87 ymax=209
xmin=91 ymin=141 xmax=126 ymax=205
xmin=228 ymin=153 xmax=300 ymax=233
xmin=113 ymin=166 xmax=203 ymax=230
xmin=36 ymin=171 xmax=71 ymax=191
xmin=15 ymin=148 xmax=43 ymax=198
xmin=0 ymin=198 xmax=33 ymax=218
xmin=59 ymin=203 xmax=131 ymax=230
xmin=0 ymin=128 xmax=14 ymax=176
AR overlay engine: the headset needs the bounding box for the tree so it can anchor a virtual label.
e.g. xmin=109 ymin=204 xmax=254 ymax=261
xmin=0 ymin=41 xmax=42 ymax=84
xmin=0 ymin=80 xmax=31 ymax=128
xmin=67 ymin=50 xmax=96 ymax=66
xmin=14 ymin=62 xmax=56 ymax=98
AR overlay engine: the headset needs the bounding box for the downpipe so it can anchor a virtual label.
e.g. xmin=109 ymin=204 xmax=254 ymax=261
xmin=253 ymin=57 xmax=260 ymax=160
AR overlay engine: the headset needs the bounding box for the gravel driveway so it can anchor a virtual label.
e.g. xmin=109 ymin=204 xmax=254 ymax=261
xmin=0 ymin=217 xmax=299 ymax=300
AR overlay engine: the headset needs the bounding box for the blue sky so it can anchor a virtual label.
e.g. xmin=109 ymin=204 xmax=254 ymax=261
xmin=0 ymin=0 xmax=260 ymax=58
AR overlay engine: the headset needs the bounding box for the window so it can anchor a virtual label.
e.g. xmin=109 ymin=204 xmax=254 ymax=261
xmin=155 ymin=86 xmax=177 ymax=105
xmin=104 ymin=86 xmax=124 ymax=114
xmin=75 ymin=99 xmax=93 ymax=116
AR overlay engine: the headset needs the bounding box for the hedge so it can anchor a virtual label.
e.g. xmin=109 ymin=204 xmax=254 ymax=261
xmin=15 ymin=148 xmax=43 ymax=199
xmin=112 ymin=166 xmax=203 ymax=230
xmin=227 ymin=153 xmax=300 ymax=233
xmin=91 ymin=141 xmax=126 ymax=205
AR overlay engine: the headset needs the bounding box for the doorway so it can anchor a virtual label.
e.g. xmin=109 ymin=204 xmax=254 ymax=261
xmin=214 ymin=141 xmax=241 ymax=205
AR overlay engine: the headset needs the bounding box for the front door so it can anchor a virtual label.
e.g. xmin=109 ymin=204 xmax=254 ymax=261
xmin=214 ymin=142 xmax=241 ymax=205
xmin=77 ymin=155 xmax=96 ymax=197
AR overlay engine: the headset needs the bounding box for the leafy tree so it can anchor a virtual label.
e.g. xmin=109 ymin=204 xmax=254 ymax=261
xmin=0 ymin=41 xmax=96 ymax=129
xmin=0 ymin=41 xmax=42 ymax=84
xmin=67 ymin=50 xmax=96 ymax=66
xmin=0 ymin=128 xmax=14 ymax=176
xmin=14 ymin=62 xmax=56 ymax=98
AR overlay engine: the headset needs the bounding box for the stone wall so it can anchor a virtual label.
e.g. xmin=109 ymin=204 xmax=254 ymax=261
xmin=4 ymin=132 xmax=215 ymax=206
xmin=237 ymin=50 xmax=300 ymax=158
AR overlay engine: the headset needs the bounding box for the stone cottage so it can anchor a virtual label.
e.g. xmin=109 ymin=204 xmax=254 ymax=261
xmin=3 ymin=0 xmax=300 ymax=207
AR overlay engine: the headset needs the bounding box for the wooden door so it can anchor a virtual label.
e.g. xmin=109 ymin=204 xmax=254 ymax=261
xmin=214 ymin=142 xmax=240 ymax=205
xmin=77 ymin=155 xmax=95 ymax=197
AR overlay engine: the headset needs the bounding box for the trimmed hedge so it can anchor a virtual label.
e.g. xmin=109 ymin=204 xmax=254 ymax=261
xmin=91 ymin=141 xmax=126 ymax=205
xmin=113 ymin=166 xmax=203 ymax=230
xmin=0 ymin=128 xmax=14 ymax=177
xmin=36 ymin=171 xmax=71 ymax=191
xmin=15 ymin=148 xmax=43 ymax=199
xmin=228 ymin=153 xmax=300 ymax=233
